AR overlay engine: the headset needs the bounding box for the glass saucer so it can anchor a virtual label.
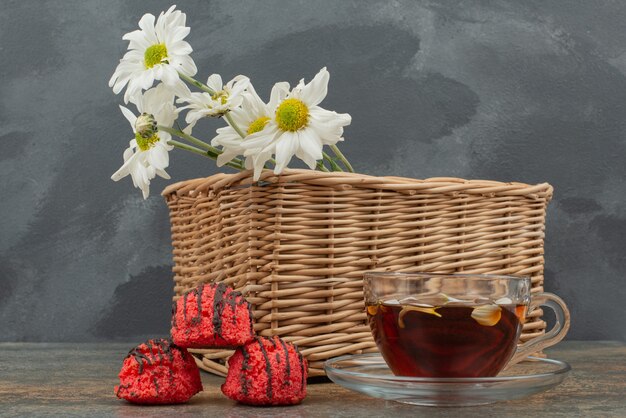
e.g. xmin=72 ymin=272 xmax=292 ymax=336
xmin=324 ymin=353 xmax=571 ymax=407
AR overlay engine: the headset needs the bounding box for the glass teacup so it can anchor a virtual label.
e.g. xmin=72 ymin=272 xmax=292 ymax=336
xmin=364 ymin=272 xmax=570 ymax=378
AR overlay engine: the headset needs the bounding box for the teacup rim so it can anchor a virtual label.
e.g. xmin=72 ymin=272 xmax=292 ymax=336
xmin=363 ymin=271 xmax=531 ymax=282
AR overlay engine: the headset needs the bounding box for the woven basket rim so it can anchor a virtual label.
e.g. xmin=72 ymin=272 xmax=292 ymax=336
xmin=162 ymin=168 xmax=553 ymax=201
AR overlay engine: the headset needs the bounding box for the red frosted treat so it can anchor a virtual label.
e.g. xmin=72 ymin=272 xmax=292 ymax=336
xmin=222 ymin=336 xmax=308 ymax=405
xmin=115 ymin=338 xmax=202 ymax=404
xmin=171 ymin=282 xmax=256 ymax=348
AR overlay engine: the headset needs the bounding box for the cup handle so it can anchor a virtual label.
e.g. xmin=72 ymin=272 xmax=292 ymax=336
xmin=507 ymin=292 xmax=571 ymax=367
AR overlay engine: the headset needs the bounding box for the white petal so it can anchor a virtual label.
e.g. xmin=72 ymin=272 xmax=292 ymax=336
xmin=227 ymin=107 xmax=250 ymax=129
xmin=123 ymin=84 xmax=139 ymax=104
xmin=309 ymin=108 xmax=351 ymax=126
xmin=160 ymin=133 xmax=174 ymax=151
xmin=170 ymin=40 xmax=192 ymax=56
xmin=216 ymin=149 xmax=240 ymax=167
xmin=171 ymin=79 xmax=192 ymax=100
xmin=242 ymin=127 xmax=278 ymax=151
xmin=148 ymin=146 xmax=169 ymax=171
xmin=119 ymin=105 xmax=137 ymax=130
xmin=122 ymin=146 xmax=135 ymax=161
xmin=153 ymin=65 xmax=164 ymax=81
xmin=139 ymin=69 xmax=155 ymax=91
xmin=297 ymin=128 xmax=323 ymax=169
xmin=252 ymin=150 xmax=272 ymax=180
xmin=244 ymin=156 xmax=254 ymax=170
xmin=177 ymin=54 xmax=197 ymax=76
xmin=301 ymin=67 xmax=329 ymax=107
xmin=168 ymin=26 xmax=191 ymax=44
xmin=274 ymin=132 xmax=298 ymax=173
xmin=227 ymin=95 xmax=244 ymax=109
xmin=111 ymin=150 xmax=138 ymax=181
xmin=207 ymin=74 xmax=223 ymax=92
xmin=155 ymin=167 xmax=171 ymax=180
xmin=242 ymin=84 xmax=267 ymax=119
xmin=211 ymin=130 xmax=242 ymax=147
xmin=183 ymin=120 xmax=197 ymax=135
xmin=109 ymin=70 xmax=128 ymax=91
xmin=141 ymin=184 xmax=150 ymax=199
xmin=161 ymin=65 xmax=179 ymax=86
xmin=309 ymin=108 xmax=351 ymax=145
xmin=137 ymin=13 xmax=158 ymax=44
xmin=269 ymin=82 xmax=290 ymax=109
xmin=229 ymin=76 xmax=250 ymax=97
xmin=122 ymin=29 xmax=151 ymax=50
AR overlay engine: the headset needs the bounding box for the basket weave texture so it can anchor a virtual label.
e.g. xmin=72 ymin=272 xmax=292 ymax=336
xmin=162 ymin=169 xmax=553 ymax=377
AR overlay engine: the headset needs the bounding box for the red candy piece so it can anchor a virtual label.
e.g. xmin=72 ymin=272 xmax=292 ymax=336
xmin=222 ymin=336 xmax=308 ymax=405
xmin=115 ymin=338 xmax=202 ymax=404
xmin=171 ymin=282 xmax=256 ymax=348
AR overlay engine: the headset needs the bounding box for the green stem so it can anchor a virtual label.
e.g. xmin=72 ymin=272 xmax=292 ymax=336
xmin=168 ymin=140 xmax=245 ymax=170
xmin=316 ymin=160 xmax=330 ymax=172
xmin=162 ymin=125 xmax=245 ymax=168
xmin=167 ymin=139 xmax=207 ymax=156
xmin=330 ymin=144 xmax=354 ymax=172
xmin=178 ymin=72 xmax=215 ymax=95
xmin=323 ymin=151 xmax=343 ymax=172
xmin=224 ymin=112 xmax=247 ymax=138
xmin=262 ymin=158 xmax=277 ymax=170
xmin=162 ymin=124 xmax=246 ymax=169
xmin=159 ymin=126 xmax=212 ymax=151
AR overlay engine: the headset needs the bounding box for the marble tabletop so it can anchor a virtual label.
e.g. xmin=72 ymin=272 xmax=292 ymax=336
xmin=1 ymin=341 xmax=625 ymax=417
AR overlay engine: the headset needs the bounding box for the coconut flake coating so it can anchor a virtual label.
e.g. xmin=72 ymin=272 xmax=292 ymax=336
xmin=171 ymin=282 xmax=256 ymax=348
xmin=222 ymin=336 xmax=308 ymax=405
xmin=115 ymin=338 xmax=202 ymax=404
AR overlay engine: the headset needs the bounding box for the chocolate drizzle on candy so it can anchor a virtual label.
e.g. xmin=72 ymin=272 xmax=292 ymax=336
xmin=297 ymin=351 xmax=305 ymax=391
xmin=116 ymin=383 xmax=130 ymax=396
xmin=278 ymin=337 xmax=292 ymax=383
xmin=240 ymin=346 xmax=250 ymax=395
xmin=234 ymin=336 xmax=306 ymax=401
xmin=182 ymin=292 xmax=188 ymax=322
xmin=128 ymin=347 xmax=151 ymax=374
xmin=171 ymin=301 xmax=178 ymax=329
xmin=173 ymin=282 xmax=255 ymax=344
xmin=126 ymin=338 xmax=179 ymax=375
xmin=192 ymin=283 xmax=204 ymax=325
xmin=257 ymin=338 xmax=274 ymax=399
xmin=226 ymin=291 xmax=238 ymax=325
xmin=116 ymin=338 xmax=202 ymax=404
xmin=246 ymin=302 xmax=255 ymax=335
xmin=212 ymin=283 xmax=227 ymax=335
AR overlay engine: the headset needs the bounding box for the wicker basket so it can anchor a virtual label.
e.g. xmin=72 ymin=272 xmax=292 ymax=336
xmin=162 ymin=169 xmax=553 ymax=377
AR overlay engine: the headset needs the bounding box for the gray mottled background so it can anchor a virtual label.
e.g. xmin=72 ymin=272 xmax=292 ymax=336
xmin=1 ymin=0 xmax=625 ymax=342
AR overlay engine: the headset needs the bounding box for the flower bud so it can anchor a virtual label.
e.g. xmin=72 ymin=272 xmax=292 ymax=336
xmin=135 ymin=112 xmax=158 ymax=138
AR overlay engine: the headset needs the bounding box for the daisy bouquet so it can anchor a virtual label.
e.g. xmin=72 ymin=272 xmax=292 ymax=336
xmin=109 ymin=5 xmax=353 ymax=199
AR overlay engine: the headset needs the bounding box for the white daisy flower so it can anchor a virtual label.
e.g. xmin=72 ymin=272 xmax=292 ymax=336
xmin=111 ymin=84 xmax=178 ymax=199
xmin=179 ymin=74 xmax=250 ymax=133
xmin=109 ymin=5 xmax=197 ymax=104
xmin=210 ymin=84 xmax=279 ymax=179
xmin=242 ymin=67 xmax=351 ymax=175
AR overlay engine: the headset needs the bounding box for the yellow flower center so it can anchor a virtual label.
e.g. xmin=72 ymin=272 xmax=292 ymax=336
xmin=135 ymin=132 xmax=159 ymax=151
xmin=211 ymin=91 xmax=229 ymax=105
xmin=144 ymin=44 xmax=168 ymax=69
xmin=246 ymin=116 xmax=270 ymax=136
xmin=275 ymin=98 xmax=309 ymax=132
